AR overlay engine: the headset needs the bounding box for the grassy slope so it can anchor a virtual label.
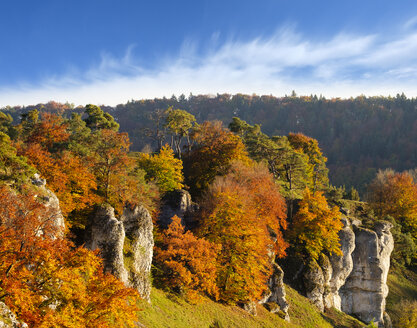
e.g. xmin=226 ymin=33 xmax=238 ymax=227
xmin=386 ymin=267 xmax=417 ymax=325
xmin=138 ymin=286 xmax=365 ymax=328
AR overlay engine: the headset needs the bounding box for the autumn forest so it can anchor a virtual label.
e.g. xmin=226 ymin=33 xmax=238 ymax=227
xmin=1 ymin=94 xmax=417 ymax=327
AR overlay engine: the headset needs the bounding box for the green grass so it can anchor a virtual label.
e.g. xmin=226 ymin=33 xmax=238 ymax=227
xmin=137 ymin=285 xmax=367 ymax=328
xmin=386 ymin=266 xmax=417 ymax=325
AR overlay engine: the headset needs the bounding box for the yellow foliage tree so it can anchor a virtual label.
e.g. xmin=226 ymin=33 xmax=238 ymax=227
xmin=137 ymin=144 xmax=184 ymax=194
xmin=289 ymin=188 xmax=343 ymax=261
xmin=198 ymin=161 xmax=288 ymax=304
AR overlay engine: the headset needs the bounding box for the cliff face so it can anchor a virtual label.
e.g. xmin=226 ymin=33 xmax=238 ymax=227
xmin=302 ymin=217 xmax=393 ymax=327
xmin=340 ymin=221 xmax=394 ymax=328
xmin=85 ymin=204 xmax=154 ymax=302
xmin=302 ymin=217 xmax=356 ymax=312
xmin=327 ymin=217 xmax=356 ymax=310
xmin=85 ymin=205 xmax=129 ymax=282
xmin=158 ymin=189 xmax=198 ymax=229
xmin=31 ymin=173 xmax=65 ymax=239
xmin=260 ymin=263 xmax=290 ymax=321
xmin=122 ymin=205 xmax=154 ymax=301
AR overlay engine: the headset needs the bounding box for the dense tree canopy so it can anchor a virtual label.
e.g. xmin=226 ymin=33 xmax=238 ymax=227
xmin=288 ymin=188 xmax=343 ymax=261
xmin=154 ymin=215 xmax=220 ymax=302
xmin=0 ymin=132 xmax=35 ymax=184
xmin=137 ymin=144 xmax=184 ymax=194
xmin=197 ymin=161 xmax=287 ymax=304
xmin=183 ymin=120 xmax=250 ymax=196
xmin=229 ymin=117 xmax=326 ymax=200
xmin=84 ymin=104 xmax=119 ymax=132
xmin=6 ymin=94 xmax=417 ymax=192
xmin=369 ymin=170 xmax=417 ymax=235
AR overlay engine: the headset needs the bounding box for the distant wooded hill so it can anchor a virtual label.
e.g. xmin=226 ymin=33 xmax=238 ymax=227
xmin=3 ymin=93 xmax=417 ymax=193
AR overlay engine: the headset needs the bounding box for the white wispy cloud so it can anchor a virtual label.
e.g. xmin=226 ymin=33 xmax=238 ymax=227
xmin=2 ymin=24 xmax=417 ymax=107
xmin=404 ymin=15 xmax=417 ymax=30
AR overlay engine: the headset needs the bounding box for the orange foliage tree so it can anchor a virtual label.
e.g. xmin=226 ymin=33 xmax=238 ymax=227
xmin=88 ymin=128 xmax=159 ymax=214
xmin=288 ymin=188 xmax=343 ymax=261
xmin=154 ymin=215 xmax=220 ymax=302
xmin=89 ymin=129 xmax=132 ymax=206
xmin=197 ymin=161 xmax=287 ymax=304
xmin=369 ymin=170 xmax=417 ymax=234
xmin=183 ymin=120 xmax=250 ymax=196
xmin=16 ymin=112 xmax=158 ymax=227
xmin=16 ymin=113 xmax=98 ymax=218
xmin=0 ymin=184 xmax=140 ymax=327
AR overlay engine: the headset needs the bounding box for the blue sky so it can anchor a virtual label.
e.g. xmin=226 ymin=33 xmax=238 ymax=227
xmin=1 ymin=0 xmax=417 ymax=106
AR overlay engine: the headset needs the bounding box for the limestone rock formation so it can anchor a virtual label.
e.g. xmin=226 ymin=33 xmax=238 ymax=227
xmin=243 ymin=300 xmax=257 ymax=316
xmin=85 ymin=205 xmax=129 ymax=282
xmin=302 ymin=256 xmax=329 ymax=312
xmin=158 ymin=189 xmax=198 ymax=228
xmin=31 ymin=173 xmax=65 ymax=239
xmin=121 ymin=205 xmax=154 ymax=302
xmin=300 ymin=215 xmax=393 ymax=327
xmin=325 ymin=217 xmax=356 ymax=309
xmin=340 ymin=221 xmax=394 ymax=327
xmin=85 ymin=204 xmax=154 ymax=302
xmin=260 ymin=263 xmax=290 ymax=321
xmin=0 ymin=302 xmax=27 ymax=328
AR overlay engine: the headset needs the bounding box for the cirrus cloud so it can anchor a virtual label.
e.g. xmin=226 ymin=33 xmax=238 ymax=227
xmin=2 ymin=24 xmax=417 ymax=107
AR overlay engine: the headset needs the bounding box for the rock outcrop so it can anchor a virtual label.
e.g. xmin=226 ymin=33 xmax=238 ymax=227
xmin=85 ymin=204 xmax=154 ymax=302
xmin=300 ymin=216 xmax=393 ymax=327
xmin=158 ymin=189 xmax=198 ymax=229
xmin=260 ymin=263 xmax=290 ymax=321
xmin=243 ymin=301 xmax=258 ymax=316
xmin=121 ymin=205 xmax=154 ymax=301
xmin=85 ymin=205 xmax=129 ymax=282
xmin=301 ymin=217 xmax=356 ymax=312
xmin=326 ymin=217 xmax=356 ymax=309
xmin=303 ymin=255 xmax=331 ymax=312
xmin=0 ymin=302 xmax=27 ymax=328
xmin=31 ymin=173 xmax=65 ymax=238
xmin=340 ymin=221 xmax=394 ymax=327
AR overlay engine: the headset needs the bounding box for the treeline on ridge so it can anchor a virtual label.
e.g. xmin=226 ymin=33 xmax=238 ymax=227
xmin=4 ymin=92 xmax=417 ymax=193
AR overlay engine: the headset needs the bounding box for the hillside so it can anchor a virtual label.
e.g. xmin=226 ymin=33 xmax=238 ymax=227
xmin=137 ymin=266 xmax=417 ymax=328
xmin=386 ymin=267 xmax=417 ymax=326
xmin=138 ymin=286 xmax=367 ymax=328
xmin=0 ymin=100 xmax=416 ymax=327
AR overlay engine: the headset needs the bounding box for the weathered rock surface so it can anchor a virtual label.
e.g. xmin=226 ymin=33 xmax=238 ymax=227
xmin=260 ymin=263 xmax=290 ymax=321
xmin=85 ymin=205 xmax=129 ymax=283
xmin=158 ymin=189 xmax=198 ymax=228
xmin=340 ymin=221 xmax=394 ymax=327
xmin=325 ymin=217 xmax=356 ymax=310
xmin=300 ymin=216 xmax=393 ymax=327
xmin=302 ymin=217 xmax=355 ymax=312
xmin=243 ymin=300 xmax=257 ymax=316
xmin=0 ymin=302 xmax=27 ymax=328
xmin=31 ymin=173 xmax=65 ymax=238
xmin=303 ymin=256 xmax=329 ymax=312
xmin=121 ymin=205 xmax=154 ymax=302
xmin=85 ymin=204 xmax=154 ymax=302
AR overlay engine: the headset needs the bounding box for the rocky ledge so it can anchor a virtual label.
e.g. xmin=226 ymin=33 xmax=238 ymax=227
xmin=85 ymin=204 xmax=154 ymax=302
